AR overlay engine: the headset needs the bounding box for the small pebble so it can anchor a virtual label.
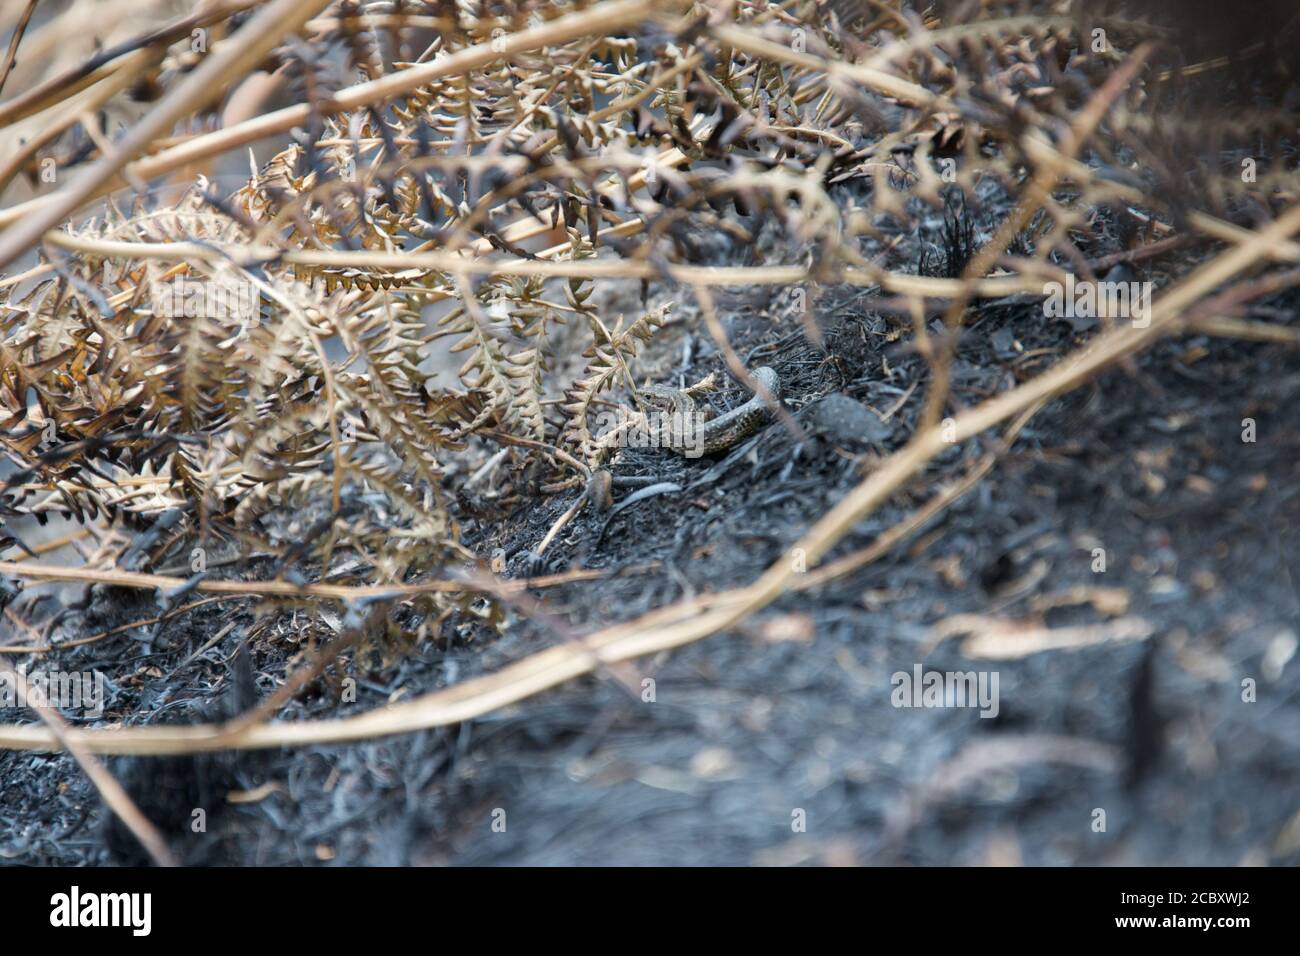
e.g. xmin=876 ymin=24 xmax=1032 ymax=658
xmin=805 ymin=393 xmax=890 ymax=448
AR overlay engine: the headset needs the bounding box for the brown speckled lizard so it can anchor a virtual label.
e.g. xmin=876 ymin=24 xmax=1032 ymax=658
xmin=638 ymin=366 xmax=783 ymax=456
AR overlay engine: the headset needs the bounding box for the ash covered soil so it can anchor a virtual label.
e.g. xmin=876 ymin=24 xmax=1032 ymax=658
xmin=4 ymin=194 xmax=1300 ymax=867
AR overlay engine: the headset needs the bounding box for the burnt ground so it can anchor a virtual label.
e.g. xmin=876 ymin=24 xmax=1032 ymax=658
xmin=3 ymin=191 xmax=1300 ymax=866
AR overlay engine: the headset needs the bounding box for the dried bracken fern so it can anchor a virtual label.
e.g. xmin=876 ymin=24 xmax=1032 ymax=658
xmin=562 ymin=303 xmax=671 ymax=465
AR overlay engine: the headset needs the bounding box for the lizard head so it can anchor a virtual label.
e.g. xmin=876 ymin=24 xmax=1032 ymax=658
xmin=636 ymin=384 xmax=688 ymax=416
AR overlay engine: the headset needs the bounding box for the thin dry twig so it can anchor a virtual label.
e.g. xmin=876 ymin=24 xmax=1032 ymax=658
xmin=0 ymin=657 xmax=177 ymax=864
xmin=0 ymin=0 xmax=38 ymax=99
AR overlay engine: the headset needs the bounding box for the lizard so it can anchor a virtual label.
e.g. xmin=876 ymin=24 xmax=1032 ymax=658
xmin=567 ymin=364 xmax=783 ymax=530
xmin=636 ymin=365 xmax=783 ymax=457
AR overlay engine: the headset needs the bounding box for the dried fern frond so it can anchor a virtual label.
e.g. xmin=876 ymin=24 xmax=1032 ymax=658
xmin=561 ymin=303 xmax=671 ymax=465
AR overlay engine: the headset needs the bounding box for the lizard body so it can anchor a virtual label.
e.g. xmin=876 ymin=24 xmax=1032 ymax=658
xmin=638 ymin=366 xmax=782 ymax=456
